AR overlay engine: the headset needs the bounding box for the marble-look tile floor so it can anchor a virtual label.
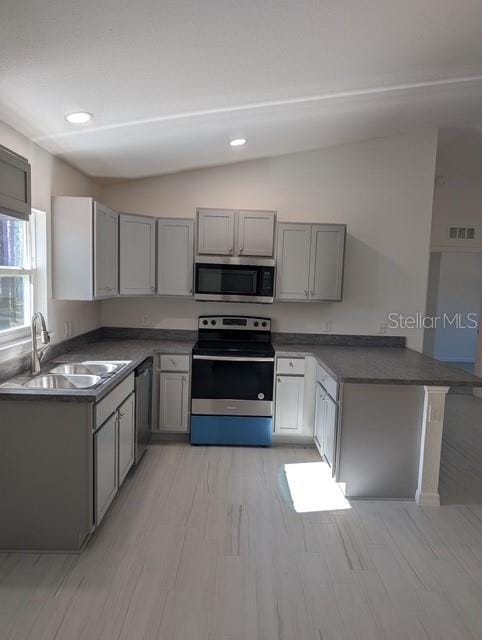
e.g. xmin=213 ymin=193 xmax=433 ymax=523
xmin=2 ymin=394 xmax=482 ymax=639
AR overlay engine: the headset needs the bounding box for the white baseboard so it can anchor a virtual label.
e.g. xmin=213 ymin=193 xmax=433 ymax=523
xmin=415 ymin=490 xmax=440 ymax=506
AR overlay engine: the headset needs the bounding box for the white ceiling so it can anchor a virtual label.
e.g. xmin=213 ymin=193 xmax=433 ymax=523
xmin=1 ymin=0 xmax=482 ymax=180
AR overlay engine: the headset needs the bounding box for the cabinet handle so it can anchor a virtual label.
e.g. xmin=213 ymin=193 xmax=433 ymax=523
xmin=119 ymin=411 xmax=125 ymax=418
xmin=289 ymin=361 xmax=294 ymax=367
xmin=304 ymin=290 xmax=309 ymax=297
xmin=277 ymin=377 xmax=281 ymax=383
xmin=239 ymin=247 xmax=243 ymax=254
xmin=229 ymin=247 xmax=233 ymax=254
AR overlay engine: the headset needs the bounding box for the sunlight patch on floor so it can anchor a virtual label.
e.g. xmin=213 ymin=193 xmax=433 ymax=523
xmin=283 ymin=461 xmax=351 ymax=513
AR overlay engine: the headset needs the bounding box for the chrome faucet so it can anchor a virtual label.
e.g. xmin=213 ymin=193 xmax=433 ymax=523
xmin=31 ymin=312 xmax=51 ymax=375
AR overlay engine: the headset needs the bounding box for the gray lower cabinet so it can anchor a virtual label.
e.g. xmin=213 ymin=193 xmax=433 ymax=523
xmin=157 ymin=218 xmax=194 ymax=296
xmin=274 ymin=375 xmax=304 ymax=434
xmin=118 ymin=393 xmax=135 ymax=486
xmin=323 ymin=394 xmax=337 ymax=468
xmin=95 ymin=376 xmax=136 ymax=526
xmin=276 ymin=223 xmax=346 ymax=301
xmin=158 ymin=354 xmax=191 ymax=433
xmin=159 ymin=372 xmax=190 ymax=432
xmin=94 ymin=413 xmax=118 ymax=526
xmin=0 ymin=144 xmax=31 ymax=220
xmin=314 ymin=382 xmax=337 ymax=469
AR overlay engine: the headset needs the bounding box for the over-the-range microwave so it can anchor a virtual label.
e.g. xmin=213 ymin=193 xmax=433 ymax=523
xmin=194 ymin=256 xmax=275 ymax=303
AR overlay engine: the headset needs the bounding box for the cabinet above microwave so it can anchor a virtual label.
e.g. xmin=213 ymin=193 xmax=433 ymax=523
xmin=196 ymin=208 xmax=276 ymax=258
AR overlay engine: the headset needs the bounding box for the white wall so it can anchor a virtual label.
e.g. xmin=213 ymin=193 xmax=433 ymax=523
xmin=0 ymin=120 xmax=101 ymax=347
xmin=430 ymin=252 xmax=482 ymax=363
xmin=430 ymin=131 xmax=482 ymax=251
xmin=100 ymin=130 xmax=438 ymax=351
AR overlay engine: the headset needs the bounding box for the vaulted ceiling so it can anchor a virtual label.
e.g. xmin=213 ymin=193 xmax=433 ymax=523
xmin=1 ymin=0 xmax=482 ymax=179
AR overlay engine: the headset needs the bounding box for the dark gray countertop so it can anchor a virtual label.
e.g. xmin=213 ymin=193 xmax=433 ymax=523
xmin=0 ymin=338 xmax=194 ymax=402
xmin=2 ymin=334 xmax=481 ymax=401
xmin=274 ymin=342 xmax=482 ymax=386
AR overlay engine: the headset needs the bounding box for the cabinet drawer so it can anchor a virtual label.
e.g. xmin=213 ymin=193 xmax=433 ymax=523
xmin=160 ymin=354 xmax=190 ymax=372
xmin=316 ymin=364 xmax=338 ymax=400
xmin=95 ymin=373 xmax=135 ymax=429
xmin=276 ymin=357 xmax=305 ymax=375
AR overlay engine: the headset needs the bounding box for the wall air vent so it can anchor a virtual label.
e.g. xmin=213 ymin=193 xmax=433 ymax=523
xmin=448 ymin=226 xmax=475 ymax=240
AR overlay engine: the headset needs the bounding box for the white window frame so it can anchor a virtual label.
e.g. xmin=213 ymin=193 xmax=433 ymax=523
xmin=0 ymin=214 xmax=34 ymax=348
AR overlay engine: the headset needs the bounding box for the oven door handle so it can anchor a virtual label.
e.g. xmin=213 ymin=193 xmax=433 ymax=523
xmin=192 ymin=355 xmax=274 ymax=363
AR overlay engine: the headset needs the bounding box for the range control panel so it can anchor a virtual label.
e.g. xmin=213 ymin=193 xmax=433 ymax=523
xmin=198 ymin=316 xmax=271 ymax=331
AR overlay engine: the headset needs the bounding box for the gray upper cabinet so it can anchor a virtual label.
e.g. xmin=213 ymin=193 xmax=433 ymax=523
xmin=157 ymin=218 xmax=194 ymax=296
xmin=236 ymin=210 xmax=275 ymax=257
xmin=276 ymin=224 xmax=312 ymax=300
xmin=119 ymin=214 xmax=156 ymax=295
xmin=197 ymin=209 xmax=234 ymax=255
xmin=309 ymin=225 xmax=346 ymax=301
xmin=197 ymin=208 xmax=276 ymax=257
xmin=94 ymin=203 xmax=119 ymax=298
xmin=276 ymin=223 xmax=346 ymax=301
xmin=52 ymin=196 xmax=118 ymax=301
xmin=0 ymin=145 xmax=31 ymax=221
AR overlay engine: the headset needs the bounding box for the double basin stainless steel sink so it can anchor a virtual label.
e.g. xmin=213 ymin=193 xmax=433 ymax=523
xmin=21 ymin=361 xmax=129 ymax=390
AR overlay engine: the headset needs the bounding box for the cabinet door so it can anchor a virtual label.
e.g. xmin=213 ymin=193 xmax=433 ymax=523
xmin=236 ymin=210 xmax=275 ymax=257
xmin=118 ymin=393 xmax=135 ymax=486
xmin=0 ymin=145 xmax=31 ymax=220
xmin=314 ymin=383 xmax=326 ymax=456
xmin=94 ymin=203 xmax=118 ymax=298
xmin=94 ymin=207 xmax=107 ymax=298
xmin=309 ymin=225 xmax=346 ymax=301
xmin=323 ymin=395 xmax=337 ymax=470
xmin=275 ymin=375 xmax=304 ymax=433
xmin=157 ymin=219 xmax=194 ymax=296
xmin=104 ymin=209 xmax=119 ymax=296
xmin=197 ymin=209 xmax=234 ymax=255
xmin=119 ymin=214 xmax=156 ymax=294
xmin=159 ymin=373 xmax=189 ymax=432
xmin=276 ymin=224 xmax=311 ymax=300
xmin=94 ymin=413 xmax=118 ymax=525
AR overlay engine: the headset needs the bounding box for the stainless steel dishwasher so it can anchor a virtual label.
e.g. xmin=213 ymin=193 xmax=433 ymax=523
xmin=134 ymin=357 xmax=153 ymax=463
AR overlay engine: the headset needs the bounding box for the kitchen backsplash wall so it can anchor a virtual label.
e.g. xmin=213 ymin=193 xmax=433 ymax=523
xmin=100 ymin=130 xmax=438 ymax=351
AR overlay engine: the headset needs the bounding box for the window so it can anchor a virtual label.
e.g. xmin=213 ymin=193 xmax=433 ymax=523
xmin=0 ymin=214 xmax=33 ymax=345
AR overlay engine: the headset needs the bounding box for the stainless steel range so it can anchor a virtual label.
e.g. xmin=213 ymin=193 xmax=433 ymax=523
xmin=190 ymin=315 xmax=275 ymax=446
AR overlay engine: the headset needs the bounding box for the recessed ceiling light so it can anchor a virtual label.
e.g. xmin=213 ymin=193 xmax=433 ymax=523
xmin=229 ymin=138 xmax=247 ymax=147
xmin=65 ymin=111 xmax=93 ymax=124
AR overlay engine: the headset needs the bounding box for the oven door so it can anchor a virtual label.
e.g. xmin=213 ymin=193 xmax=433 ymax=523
xmin=194 ymin=262 xmax=274 ymax=303
xmin=191 ymin=355 xmax=274 ymax=417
